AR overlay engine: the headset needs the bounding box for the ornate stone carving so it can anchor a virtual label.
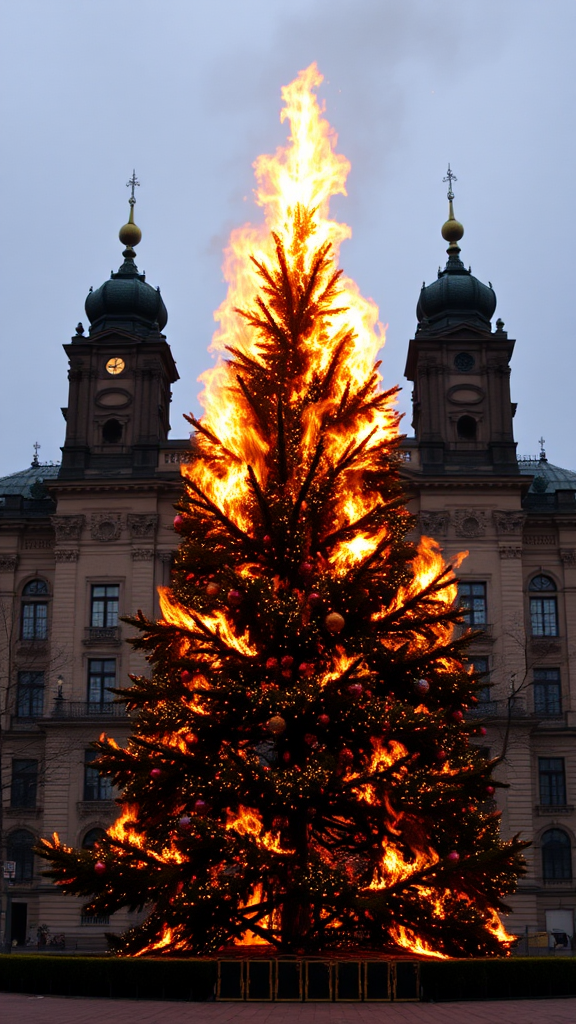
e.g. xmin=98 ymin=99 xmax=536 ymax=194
xmin=560 ymin=549 xmax=576 ymax=566
xmin=499 ymin=546 xmax=523 ymax=559
xmin=492 ymin=510 xmax=525 ymax=535
xmin=90 ymin=513 xmax=123 ymax=543
xmin=127 ymin=513 xmax=158 ymax=539
xmin=51 ymin=515 xmax=85 ymax=541
xmin=54 ymin=549 xmax=79 ymax=562
xmin=132 ymin=548 xmax=155 ymax=561
xmin=0 ymin=554 xmax=18 ymax=572
xmin=524 ymin=534 xmax=555 ymax=546
xmin=453 ymin=510 xmax=487 ymax=538
xmin=419 ymin=511 xmax=449 ymax=537
xmin=157 ymin=550 xmax=175 ymax=564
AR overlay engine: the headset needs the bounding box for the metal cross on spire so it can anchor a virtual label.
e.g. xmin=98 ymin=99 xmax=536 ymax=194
xmin=32 ymin=441 xmax=41 ymax=467
xmin=539 ymin=436 xmax=546 ymax=460
xmin=126 ymin=169 xmax=140 ymax=206
xmin=443 ymin=164 xmax=457 ymax=202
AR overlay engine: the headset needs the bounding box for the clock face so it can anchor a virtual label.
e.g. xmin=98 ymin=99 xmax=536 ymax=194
xmin=106 ymin=357 xmax=125 ymax=376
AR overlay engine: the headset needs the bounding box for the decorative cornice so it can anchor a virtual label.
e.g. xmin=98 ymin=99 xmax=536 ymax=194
xmin=51 ymin=514 xmax=85 ymax=541
xmin=132 ymin=548 xmax=155 ymax=561
xmin=127 ymin=513 xmax=158 ymax=539
xmin=453 ymin=509 xmax=487 ymax=538
xmin=90 ymin=513 xmax=123 ymax=543
xmin=0 ymin=554 xmax=18 ymax=572
xmin=54 ymin=548 xmax=79 ymax=562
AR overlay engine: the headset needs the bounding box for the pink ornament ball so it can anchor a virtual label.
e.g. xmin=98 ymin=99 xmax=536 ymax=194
xmin=308 ymin=592 xmax=322 ymax=608
xmin=194 ymin=799 xmax=209 ymax=815
xmin=348 ymin=683 xmax=363 ymax=698
xmin=173 ymin=514 xmax=184 ymax=531
xmin=150 ymin=768 xmax=162 ymax=780
xmin=452 ymin=710 xmax=464 ymax=723
xmin=94 ymin=861 xmax=106 ymax=875
xmin=486 ymin=785 xmax=495 ymax=795
xmin=447 ymin=851 xmax=460 ymax=863
xmin=227 ymin=589 xmax=242 ymax=606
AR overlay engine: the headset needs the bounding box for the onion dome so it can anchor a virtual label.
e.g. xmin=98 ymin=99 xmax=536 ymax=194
xmin=85 ymin=174 xmax=167 ymax=338
xmin=417 ymin=172 xmax=496 ymax=333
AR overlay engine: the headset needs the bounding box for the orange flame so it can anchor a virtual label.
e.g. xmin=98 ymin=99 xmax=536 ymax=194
xmin=389 ymin=924 xmax=449 ymax=960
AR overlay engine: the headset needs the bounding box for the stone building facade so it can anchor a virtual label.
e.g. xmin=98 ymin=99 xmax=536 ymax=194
xmin=1 ymin=195 xmax=575 ymax=950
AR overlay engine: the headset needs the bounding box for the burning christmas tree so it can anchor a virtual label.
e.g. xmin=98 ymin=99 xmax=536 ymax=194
xmin=39 ymin=64 xmax=526 ymax=958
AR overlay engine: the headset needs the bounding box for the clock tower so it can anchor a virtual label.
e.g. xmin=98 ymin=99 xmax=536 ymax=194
xmin=59 ymin=178 xmax=179 ymax=479
xmin=404 ymin=175 xmax=518 ymax=475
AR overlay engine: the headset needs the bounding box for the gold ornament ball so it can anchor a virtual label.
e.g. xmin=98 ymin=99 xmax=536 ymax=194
xmin=119 ymin=221 xmax=142 ymax=247
xmin=325 ymin=611 xmax=345 ymax=634
xmin=267 ymin=714 xmax=287 ymax=736
xmin=206 ymin=582 xmax=220 ymax=597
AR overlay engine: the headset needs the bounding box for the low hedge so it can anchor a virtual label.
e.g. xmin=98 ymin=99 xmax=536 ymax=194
xmin=0 ymin=954 xmax=574 ymax=1002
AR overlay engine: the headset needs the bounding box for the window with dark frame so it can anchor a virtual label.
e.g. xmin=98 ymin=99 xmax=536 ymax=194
xmin=539 ymin=757 xmax=567 ymax=807
xmin=459 ymin=582 xmax=487 ymax=626
xmin=10 ymin=759 xmax=38 ymax=808
xmin=83 ymin=751 xmax=113 ymax=801
xmin=82 ymin=827 xmax=107 ymax=849
xmin=87 ymin=658 xmax=116 ymax=709
xmin=6 ymin=829 xmax=35 ymax=882
xmin=90 ymin=584 xmax=119 ymax=628
xmin=529 ymin=575 xmax=559 ymax=637
xmin=542 ymin=829 xmax=572 ymax=881
xmin=16 ymin=671 xmax=45 ymax=717
xmin=534 ymin=668 xmax=562 ymax=717
xmin=20 ymin=579 xmax=49 ymax=640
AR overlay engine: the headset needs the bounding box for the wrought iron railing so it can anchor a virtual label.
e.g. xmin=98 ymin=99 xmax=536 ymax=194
xmin=51 ymin=700 xmax=127 ymax=719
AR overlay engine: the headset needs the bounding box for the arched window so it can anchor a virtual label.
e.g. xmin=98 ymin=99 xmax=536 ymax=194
xmin=102 ymin=419 xmax=123 ymax=444
xmin=457 ymin=415 xmax=477 ymax=441
xmin=6 ymin=829 xmax=35 ymax=882
xmin=20 ymin=578 xmax=49 ymax=640
xmin=82 ymin=828 xmax=107 ymax=850
xmin=529 ymin=575 xmax=558 ymax=637
xmin=542 ymin=828 xmax=572 ymax=881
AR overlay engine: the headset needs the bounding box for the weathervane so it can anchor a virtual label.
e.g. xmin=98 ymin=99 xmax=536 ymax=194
xmin=126 ymin=169 xmax=140 ymax=207
xmin=443 ymin=164 xmax=457 ymax=202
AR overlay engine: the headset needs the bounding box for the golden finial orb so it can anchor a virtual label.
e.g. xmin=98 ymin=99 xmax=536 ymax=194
xmin=441 ymin=199 xmax=464 ymax=245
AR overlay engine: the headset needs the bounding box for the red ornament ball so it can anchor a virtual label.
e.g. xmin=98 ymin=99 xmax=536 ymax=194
xmin=206 ymin=582 xmax=220 ymax=597
xmin=479 ymin=726 xmax=487 ymax=736
xmin=317 ymin=713 xmax=330 ymax=727
xmin=94 ymin=861 xmax=106 ymax=875
xmin=281 ymin=655 xmax=294 ymax=669
xmin=338 ymin=747 xmax=354 ymax=764
xmin=325 ymin=611 xmax=345 ymax=634
xmin=436 ymin=750 xmax=448 ymax=762
xmin=414 ymin=678 xmax=430 ymax=695
xmin=266 ymin=657 xmax=279 ymax=670
xmin=348 ymin=682 xmax=363 ymax=698
xmin=299 ymin=662 xmax=314 ymax=677
xmin=227 ymin=589 xmax=242 ymax=606
xmin=282 ymin=751 xmax=291 ymax=763
xmin=193 ymin=799 xmax=208 ymax=815
xmin=150 ymin=768 xmax=162 ymax=779
xmin=308 ymin=592 xmax=322 ymax=608
xmin=451 ymin=710 xmax=464 ymax=723
xmin=447 ymin=851 xmax=460 ymax=863
xmin=300 ymin=561 xmax=313 ymax=575
xmin=181 ymin=669 xmax=193 ymax=685
xmin=263 ymin=535 xmax=272 ymax=545
xmin=173 ymin=515 xmax=184 ymax=531
xmin=185 ymin=731 xmax=198 ymax=746
xmin=486 ymin=785 xmax=495 ymax=795
xmin=186 ymin=572 xmax=195 ymax=581
xmin=304 ymin=733 xmax=318 ymax=747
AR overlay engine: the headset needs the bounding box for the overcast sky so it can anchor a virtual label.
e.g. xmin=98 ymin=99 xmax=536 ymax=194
xmin=1 ymin=0 xmax=575 ymax=475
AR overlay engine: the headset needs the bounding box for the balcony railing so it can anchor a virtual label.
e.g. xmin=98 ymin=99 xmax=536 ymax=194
xmin=83 ymin=626 xmax=121 ymax=646
xmin=51 ymin=700 xmax=127 ymax=719
xmin=466 ymin=697 xmax=527 ymax=720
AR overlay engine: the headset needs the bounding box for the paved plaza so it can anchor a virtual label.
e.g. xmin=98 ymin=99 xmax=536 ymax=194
xmin=0 ymin=995 xmax=574 ymax=1024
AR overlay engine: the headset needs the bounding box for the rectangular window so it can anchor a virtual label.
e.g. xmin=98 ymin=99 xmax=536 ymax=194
xmin=469 ymin=656 xmax=491 ymax=702
xmin=11 ymin=759 xmax=38 ymax=808
xmin=87 ymin=658 xmax=116 ymax=709
xmin=530 ymin=597 xmax=558 ymax=637
xmin=539 ymin=757 xmax=567 ymax=807
xmin=534 ymin=668 xmax=562 ymax=717
xmin=16 ymin=671 xmax=45 ymax=718
xmin=90 ymin=585 xmax=119 ymax=628
xmin=459 ymin=582 xmax=487 ymax=626
xmin=21 ymin=602 xmax=48 ymax=640
xmin=83 ymin=751 xmax=113 ymax=801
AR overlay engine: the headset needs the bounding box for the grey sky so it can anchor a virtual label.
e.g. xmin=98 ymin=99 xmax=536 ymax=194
xmin=1 ymin=0 xmax=574 ymax=474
